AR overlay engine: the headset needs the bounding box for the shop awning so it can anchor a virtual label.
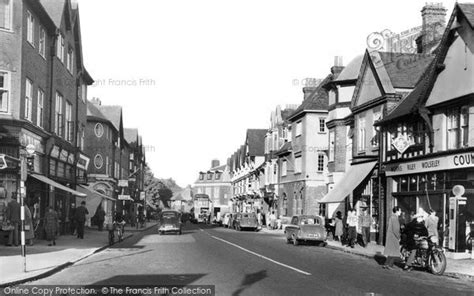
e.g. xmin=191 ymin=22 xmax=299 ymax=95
xmin=29 ymin=173 xmax=87 ymax=197
xmin=77 ymin=185 xmax=115 ymax=201
xmin=319 ymin=161 xmax=377 ymax=204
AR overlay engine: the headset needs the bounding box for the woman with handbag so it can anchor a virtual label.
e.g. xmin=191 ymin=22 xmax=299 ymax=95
xmin=44 ymin=207 xmax=58 ymax=246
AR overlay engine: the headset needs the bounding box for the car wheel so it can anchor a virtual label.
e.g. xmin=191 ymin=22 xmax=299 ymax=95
xmin=286 ymin=236 xmax=292 ymax=244
xmin=319 ymin=241 xmax=327 ymax=247
xmin=293 ymin=235 xmax=299 ymax=246
xmin=159 ymin=231 xmax=163 ymax=236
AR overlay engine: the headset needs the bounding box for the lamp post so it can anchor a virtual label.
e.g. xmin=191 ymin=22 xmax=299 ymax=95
xmin=20 ymin=144 xmax=36 ymax=272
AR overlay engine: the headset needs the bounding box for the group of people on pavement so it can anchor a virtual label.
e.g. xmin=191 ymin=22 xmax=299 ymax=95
xmin=383 ymin=206 xmax=439 ymax=271
xmin=331 ymin=207 xmax=373 ymax=248
xmin=3 ymin=198 xmax=89 ymax=247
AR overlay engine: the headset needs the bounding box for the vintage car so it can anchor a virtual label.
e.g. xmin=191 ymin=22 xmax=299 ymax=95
xmin=233 ymin=212 xmax=259 ymax=231
xmin=158 ymin=210 xmax=183 ymax=235
xmin=284 ymin=215 xmax=327 ymax=246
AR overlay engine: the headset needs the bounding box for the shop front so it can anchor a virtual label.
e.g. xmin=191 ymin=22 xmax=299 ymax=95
xmin=385 ymin=152 xmax=474 ymax=254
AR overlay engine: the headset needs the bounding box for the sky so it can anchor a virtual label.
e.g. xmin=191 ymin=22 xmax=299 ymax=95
xmin=78 ymin=0 xmax=456 ymax=187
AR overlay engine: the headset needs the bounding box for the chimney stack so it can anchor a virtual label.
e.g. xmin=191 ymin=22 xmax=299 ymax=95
xmin=211 ymin=159 xmax=220 ymax=168
xmin=90 ymin=97 xmax=101 ymax=106
xmin=418 ymin=3 xmax=446 ymax=53
xmin=331 ymin=56 xmax=344 ymax=77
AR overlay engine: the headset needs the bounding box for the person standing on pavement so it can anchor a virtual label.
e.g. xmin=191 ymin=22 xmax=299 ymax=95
xmin=69 ymin=203 xmax=77 ymax=235
xmin=425 ymin=209 xmax=439 ymax=244
xmin=403 ymin=212 xmax=428 ymax=271
xmin=383 ymin=206 xmax=402 ymax=270
xmin=75 ymin=201 xmax=89 ymax=239
xmin=360 ymin=208 xmax=371 ymax=247
xmin=347 ymin=209 xmax=358 ymax=248
xmin=44 ymin=207 xmax=58 ymax=246
xmin=24 ymin=205 xmax=34 ymax=246
xmin=6 ymin=197 xmax=20 ymax=246
xmin=334 ymin=211 xmax=343 ymax=244
xmin=95 ymin=205 xmax=106 ymax=231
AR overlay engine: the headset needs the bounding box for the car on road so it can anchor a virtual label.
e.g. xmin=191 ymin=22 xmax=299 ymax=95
xmin=158 ymin=210 xmax=183 ymax=235
xmin=284 ymin=215 xmax=327 ymax=246
xmin=233 ymin=212 xmax=259 ymax=231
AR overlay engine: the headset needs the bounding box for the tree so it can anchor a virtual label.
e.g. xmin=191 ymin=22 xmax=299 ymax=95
xmin=143 ymin=165 xmax=182 ymax=209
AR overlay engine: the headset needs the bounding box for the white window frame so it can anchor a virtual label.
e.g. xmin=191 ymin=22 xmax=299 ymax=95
xmin=317 ymin=154 xmax=325 ymax=172
xmin=26 ymin=10 xmax=34 ymax=46
xmin=0 ymin=71 xmax=10 ymax=113
xmin=358 ymin=116 xmax=366 ymax=152
xmin=94 ymin=154 xmax=103 ymax=169
xmin=67 ymin=46 xmax=73 ymax=73
xmin=55 ymin=92 xmax=63 ymax=136
xmin=294 ymin=155 xmax=302 ymax=174
xmin=282 ymin=160 xmax=287 ymax=177
xmin=56 ymin=34 xmax=65 ymax=63
xmin=213 ymin=187 xmax=219 ymax=198
xmin=37 ymin=88 xmax=44 ymax=128
xmin=319 ymin=118 xmax=326 ymax=133
xmin=39 ymin=26 xmax=46 ymax=58
xmin=0 ymin=0 xmax=13 ymax=31
xmin=65 ymin=101 xmax=73 ymax=142
xmin=95 ymin=123 xmax=104 ymax=138
xmin=24 ymin=78 xmax=33 ymax=121
xmin=295 ymin=121 xmax=302 ymax=137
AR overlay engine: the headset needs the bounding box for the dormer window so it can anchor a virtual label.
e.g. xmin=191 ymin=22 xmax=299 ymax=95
xmin=215 ymin=172 xmax=221 ymax=180
xmin=199 ymin=173 xmax=204 ymax=180
xmin=207 ymin=172 xmax=213 ymax=180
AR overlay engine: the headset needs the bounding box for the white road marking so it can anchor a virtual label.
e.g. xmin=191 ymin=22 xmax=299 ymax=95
xmin=210 ymin=235 xmax=312 ymax=276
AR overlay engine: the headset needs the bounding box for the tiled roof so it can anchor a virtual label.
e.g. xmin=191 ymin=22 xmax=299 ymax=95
xmin=458 ymin=3 xmax=474 ymax=28
xmin=87 ymin=102 xmax=108 ymax=122
xmin=97 ymin=106 xmax=122 ymax=131
xmin=290 ymin=74 xmax=332 ymax=120
xmin=124 ymin=128 xmax=138 ymax=145
xmin=40 ymin=0 xmax=67 ymax=28
xmin=334 ymin=54 xmax=364 ymax=82
xmin=247 ymin=129 xmax=267 ymax=156
xmin=377 ymin=52 xmax=434 ymax=88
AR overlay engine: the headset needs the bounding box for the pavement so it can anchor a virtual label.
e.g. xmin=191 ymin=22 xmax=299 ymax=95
xmin=259 ymin=227 xmax=474 ymax=281
xmin=0 ymin=221 xmax=158 ymax=287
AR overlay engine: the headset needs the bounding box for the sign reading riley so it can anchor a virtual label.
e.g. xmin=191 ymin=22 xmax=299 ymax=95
xmin=385 ymin=152 xmax=474 ymax=176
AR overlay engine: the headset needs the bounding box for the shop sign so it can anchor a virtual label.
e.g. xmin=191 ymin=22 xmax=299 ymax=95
xmin=118 ymin=179 xmax=128 ymax=187
xmin=118 ymin=194 xmax=131 ymax=200
xmin=386 ymin=151 xmax=474 ymax=176
xmin=140 ymin=191 xmax=145 ymax=200
xmin=76 ymin=153 xmax=90 ymax=170
xmin=391 ymin=134 xmax=414 ymax=154
xmin=20 ymin=131 xmax=45 ymax=154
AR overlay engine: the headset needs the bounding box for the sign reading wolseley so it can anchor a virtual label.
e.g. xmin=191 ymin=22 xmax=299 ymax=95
xmin=385 ymin=152 xmax=474 ymax=176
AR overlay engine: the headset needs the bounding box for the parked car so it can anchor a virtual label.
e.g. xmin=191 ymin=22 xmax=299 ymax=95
xmin=233 ymin=212 xmax=259 ymax=231
xmin=284 ymin=215 xmax=327 ymax=246
xmin=158 ymin=210 xmax=183 ymax=235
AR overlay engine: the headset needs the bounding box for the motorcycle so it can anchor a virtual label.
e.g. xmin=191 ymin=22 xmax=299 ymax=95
xmin=400 ymin=235 xmax=447 ymax=275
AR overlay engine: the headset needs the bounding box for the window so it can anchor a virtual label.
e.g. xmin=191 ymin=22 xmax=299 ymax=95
xmin=282 ymin=160 xmax=287 ymax=176
xmin=329 ymin=131 xmax=335 ymax=162
xmin=319 ymin=118 xmax=326 ymax=132
xmin=207 ymin=173 xmax=212 ymax=180
xmin=65 ymin=102 xmax=73 ymax=142
xmin=295 ymin=121 xmax=302 ymax=136
xmin=39 ymin=27 xmax=46 ymax=57
xmin=0 ymin=71 xmax=9 ymax=112
xmin=215 ymin=172 xmax=221 ymax=180
xmin=24 ymin=79 xmax=33 ymax=121
xmin=37 ymin=89 xmax=44 ymax=128
xmin=199 ymin=173 xmax=204 ymax=180
xmin=358 ymin=116 xmax=366 ymax=152
xmin=79 ymin=126 xmax=85 ymax=150
xmin=95 ymin=123 xmax=104 ymax=138
xmin=56 ymin=34 xmax=65 ymax=63
xmin=447 ymin=106 xmax=469 ymax=149
xmin=67 ymin=47 xmax=73 ymax=73
xmin=105 ymin=156 xmax=109 ymax=175
xmin=294 ymin=155 xmax=302 ymax=173
xmin=372 ymin=111 xmax=381 ymax=147
xmin=213 ymin=187 xmax=219 ymax=198
xmin=55 ymin=92 xmax=63 ymax=136
xmin=26 ymin=11 xmax=34 ymax=45
xmin=79 ymin=83 xmax=87 ymax=103
xmin=0 ymin=0 xmax=12 ymax=30
xmin=317 ymin=154 xmax=325 ymax=172
xmin=94 ymin=154 xmax=103 ymax=169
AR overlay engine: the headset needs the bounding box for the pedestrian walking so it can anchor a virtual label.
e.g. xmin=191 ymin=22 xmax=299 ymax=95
xmin=360 ymin=208 xmax=371 ymax=247
xmin=334 ymin=211 xmax=343 ymax=243
xmin=44 ymin=207 xmax=58 ymax=246
xmin=75 ymin=201 xmax=89 ymax=239
xmin=95 ymin=205 xmax=106 ymax=231
xmin=6 ymin=197 xmax=20 ymax=246
xmin=270 ymin=211 xmax=277 ymax=230
xmin=24 ymin=205 xmax=34 ymax=246
xmin=69 ymin=203 xmax=77 ymax=235
xmin=347 ymin=209 xmax=358 ymax=248
xmin=383 ymin=206 xmax=402 ymax=270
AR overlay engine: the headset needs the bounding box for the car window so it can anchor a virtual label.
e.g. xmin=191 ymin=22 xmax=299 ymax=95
xmin=162 ymin=212 xmax=177 ymax=218
xmin=291 ymin=217 xmax=298 ymax=225
xmin=300 ymin=218 xmax=315 ymax=225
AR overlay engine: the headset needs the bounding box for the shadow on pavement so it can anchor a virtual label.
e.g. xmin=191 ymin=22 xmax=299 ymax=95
xmin=91 ymin=273 xmax=207 ymax=286
xmin=232 ymin=270 xmax=267 ymax=296
xmin=72 ymin=249 xmax=153 ymax=268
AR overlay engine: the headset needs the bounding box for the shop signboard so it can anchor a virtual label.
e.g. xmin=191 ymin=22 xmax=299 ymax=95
xmin=76 ymin=153 xmax=90 ymax=170
xmin=386 ymin=151 xmax=474 ymax=176
xmin=118 ymin=179 xmax=128 ymax=187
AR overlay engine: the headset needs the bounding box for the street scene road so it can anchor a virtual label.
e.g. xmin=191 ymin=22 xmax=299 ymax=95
xmin=28 ymin=223 xmax=474 ymax=296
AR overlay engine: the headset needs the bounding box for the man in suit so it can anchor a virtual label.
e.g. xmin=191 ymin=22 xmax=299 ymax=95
xmin=75 ymin=201 xmax=89 ymax=239
xmin=6 ymin=197 xmax=21 ymax=246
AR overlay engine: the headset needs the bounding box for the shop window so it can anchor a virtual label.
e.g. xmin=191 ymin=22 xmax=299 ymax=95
xmin=409 ymin=175 xmax=418 ymax=192
xmin=400 ymin=176 xmax=409 ymax=192
xmin=447 ymin=106 xmax=469 ymax=149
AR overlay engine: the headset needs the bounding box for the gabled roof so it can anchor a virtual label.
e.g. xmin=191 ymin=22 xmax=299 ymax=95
xmin=124 ymin=128 xmax=139 ymax=145
xmin=376 ymin=3 xmax=463 ymax=125
xmin=289 ymin=74 xmax=332 ymax=121
xmin=87 ymin=101 xmax=109 ymax=123
xmin=246 ymin=129 xmax=267 ymax=157
xmin=97 ymin=105 xmax=122 ymax=132
xmin=40 ymin=0 xmax=72 ymax=29
xmin=377 ymin=52 xmax=434 ymax=88
xmin=333 ymin=54 xmax=364 ymax=82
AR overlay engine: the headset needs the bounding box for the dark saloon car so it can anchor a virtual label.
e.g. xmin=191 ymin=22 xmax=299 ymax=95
xmin=233 ymin=212 xmax=259 ymax=231
xmin=158 ymin=210 xmax=183 ymax=235
xmin=284 ymin=215 xmax=327 ymax=246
